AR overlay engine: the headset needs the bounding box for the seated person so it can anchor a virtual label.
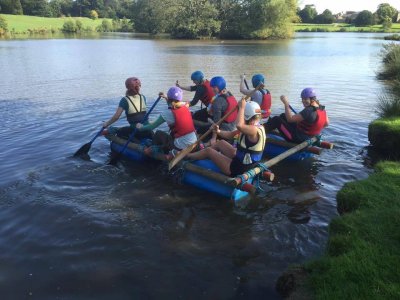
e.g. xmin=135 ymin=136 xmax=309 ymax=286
xmin=240 ymin=73 xmax=272 ymax=123
xmin=264 ymin=88 xmax=329 ymax=143
xmin=136 ymin=87 xmax=197 ymax=156
xmin=102 ymin=77 xmax=152 ymax=140
xmin=187 ymin=100 xmax=266 ymax=176
xmin=176 ymin=70 xmax=214 ymax=123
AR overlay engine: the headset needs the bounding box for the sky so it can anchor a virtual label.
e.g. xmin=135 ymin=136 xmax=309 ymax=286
xmin=299 ymin=0 xmax=400 ymax=14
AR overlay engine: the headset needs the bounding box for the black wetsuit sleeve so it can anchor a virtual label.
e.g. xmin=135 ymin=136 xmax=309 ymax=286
xmin=190 ymin=85 xmax=206 ymax=107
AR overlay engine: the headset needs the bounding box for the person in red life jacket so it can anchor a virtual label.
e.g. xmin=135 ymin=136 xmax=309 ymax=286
xmin=175 ymin=70 xmax=214 ymax=123
xmin=102 ymin=77 xmax=152 ymax=139
xmin=264 ymin=88 xmax=329 ymax=143
xmin=208 ymin=76 xmax=238 ymax=132
xmin=136 ymin=86 xmax=197 ymax=156
xmin=187 ymin=100 xmax=266 ymax=176
xmin=240 ymin=73 xmax=272 ymax=123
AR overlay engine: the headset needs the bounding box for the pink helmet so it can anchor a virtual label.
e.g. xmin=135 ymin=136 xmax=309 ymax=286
xmin=167 ymin=86 xmax=183 ymax=101
xmin=125 ymin=77 xmax=141 ymax=90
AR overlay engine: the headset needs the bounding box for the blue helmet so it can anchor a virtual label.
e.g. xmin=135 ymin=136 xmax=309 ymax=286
xmin=210 ymin=76 xmax=226 ymax=92
xmin=252 ymin=74 xmax=265 ymax=88
xmin=301 ymin=88 xmax=317 ymax=99
xmin=191 ymin=70 xmax=204 ymax=82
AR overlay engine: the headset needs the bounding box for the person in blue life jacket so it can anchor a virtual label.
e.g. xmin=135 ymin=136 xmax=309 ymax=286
xmin=102 ymin=77 xmax=153 ymax=140
xmin=264 ymin=87 xmax=329 ymax=143
xmin=187 ymin=99 xmax=266 ymax=176
xmin=240 ymin=73 xmax=272 ymax=123
xmin=176 ymin=70 xmax=215 ymax=124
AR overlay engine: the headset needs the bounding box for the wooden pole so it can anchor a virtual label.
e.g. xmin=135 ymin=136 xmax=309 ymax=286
xmin=266 ymin=137 xmax=322 ymax=155
xmin=106 ymin=134 xmax=258 ymax=193
xmin=233 ymin=136 xmax=319 ymax=187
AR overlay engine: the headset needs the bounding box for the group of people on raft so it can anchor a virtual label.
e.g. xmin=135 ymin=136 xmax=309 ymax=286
xmin=102 ymin=71 xmax=329 ymax=177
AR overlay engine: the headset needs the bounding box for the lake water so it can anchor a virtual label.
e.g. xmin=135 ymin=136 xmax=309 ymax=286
xmin=0 ymin=32 xmax=388 ymax=299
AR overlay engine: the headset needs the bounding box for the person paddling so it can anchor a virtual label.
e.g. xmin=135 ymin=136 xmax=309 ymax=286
xmin=102 ymin=77 xmax=152 ymax=139
xmin=136 ymin=86 xmax=197 ymax=156
xmin=240 ymin=73 xmax=272 ymax=123
xmin=187 ymin=100 xmax=266 ymax=176
xmin=264 ymin=88 xmax=329 ymax=143
xmin=208 ymin=76 xmax=238 ymax=132
xmin=176 ymin=70 xmax=214 ymax=123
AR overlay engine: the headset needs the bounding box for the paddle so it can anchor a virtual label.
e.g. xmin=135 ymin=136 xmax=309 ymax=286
xmin=168 ymin=83 xmax=264 ymax=171
xmin=74 ymin=126 xmax=105 ymax=158
xmin=108 ymin=96 xmax=162 ymax=165
xmin=243 ymin=78 xmax=297 ymax=114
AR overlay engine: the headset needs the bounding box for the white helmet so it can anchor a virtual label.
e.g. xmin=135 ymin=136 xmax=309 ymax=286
xmin=244 ymin=101 xmax=261 ymax=121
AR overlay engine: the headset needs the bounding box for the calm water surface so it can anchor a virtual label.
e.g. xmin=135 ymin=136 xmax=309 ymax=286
xmin=0 ymin=32 xmax=387 ymax=299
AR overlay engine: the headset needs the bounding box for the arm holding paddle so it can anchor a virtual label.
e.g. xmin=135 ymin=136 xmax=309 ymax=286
xmin=175 ymin=80 xmax=191 ymax=91
xmin=108 ymin=95 xmax=163 ymax=165
xmin=103 ymin=106 xmax=124 ymax=128
xmin=240 ymin=74 xmax=254 ymax=96
xmin=281 ymin=95 xmax=304 ymax=123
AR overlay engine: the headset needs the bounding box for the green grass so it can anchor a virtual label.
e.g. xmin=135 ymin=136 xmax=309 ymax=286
xmin=306 ymin=161 xmax=400 ymax=299
xmin=0 ymin=14 xmax=108 ymax=34
xmin=293 ymin=23 xmax=400 ymax=33
xmin=369 ymin=118 xmax=400 ymax=158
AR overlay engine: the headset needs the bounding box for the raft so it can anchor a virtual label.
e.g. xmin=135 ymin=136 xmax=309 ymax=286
xmin=106 ymin=135 xmax=251 ymax=202
xmin=264 ymin=133 xmax=314 ymax=161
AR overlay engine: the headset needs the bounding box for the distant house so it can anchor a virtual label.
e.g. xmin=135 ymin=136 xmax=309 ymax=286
xmin=335 ymin=11 xmax=359 ymax=23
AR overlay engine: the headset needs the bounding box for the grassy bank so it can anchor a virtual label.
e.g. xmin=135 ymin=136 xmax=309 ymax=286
xmin=294 ymin=23 xmax=400 ymax=33
xmin=278 ymin=161 xmax=400 ymax=299
xmin=307 ymin=161 xmax=400 ymax=298
xmin=0 ymin=14 xmax=108 ymax=34
xmin=369 ymin=118 xmax=400 ymax=158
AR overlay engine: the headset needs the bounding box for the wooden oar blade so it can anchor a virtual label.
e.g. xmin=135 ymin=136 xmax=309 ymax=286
xmin=168 ymin=143 xmax=197 ymax=170
xmin=73 ymin=142 xmax=92 ymax=157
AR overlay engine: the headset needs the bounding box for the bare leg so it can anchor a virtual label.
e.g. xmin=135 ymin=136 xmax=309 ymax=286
xmin=187 ymin=147 xmax=232 ymax=175
xmin=213 ymin=140 xmax=236 ymax=159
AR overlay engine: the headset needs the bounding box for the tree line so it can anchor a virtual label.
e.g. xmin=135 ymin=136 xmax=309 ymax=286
xmin=0 ymin=0 xmax=298 ymax=39
xmin=298 ymin=3 xmax=399 ymax=28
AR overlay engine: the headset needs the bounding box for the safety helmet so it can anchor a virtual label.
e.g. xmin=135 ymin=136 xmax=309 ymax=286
xmin=210 ymin=76 xmax=226 ymax=92
xmin=244 ymin=101 xmax=261 ymax=121
xmin=251 ymin=74 xmax=265 ymax=88
xmin=167 ymin=86 xmax=183 ymax=101
xmin=191 ymin=70 xmax=204 ymax=82
xmin=301 ymin=87 xmax=317 ymax=99
xmin=125 ymin=77 xmax=141 ymax=90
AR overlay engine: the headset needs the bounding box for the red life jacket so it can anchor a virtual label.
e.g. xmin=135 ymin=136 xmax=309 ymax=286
xmin=220 ymin=93 xmax=238 ymax=123
xmin=297 ymin=107 xmax=327 ymax=136
xmin=170 ymin=105 xmax=196 ymax=138
xmin=201 ymin=80 xmax=214 ymax=107
xmin=260 ymin=89 xmax=272 ymax=118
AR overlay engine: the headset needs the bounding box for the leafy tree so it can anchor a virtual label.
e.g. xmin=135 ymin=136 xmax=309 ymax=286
xmin=376 ymin=3 xmax=398 ymax=23
xmin=170 ymin=0 xmax=220 ymax=38
xmin=132 ymin=0 xmax=175 ymax=34
xmin=0 ymin=14 xmax=8 ymax=34
xmin=354 ymin=10 xmax=375 ymax=26
xmin=89 ymin=9 xmax=98 ymax=19
xmin=0 ymin=0 xmax=23 ymax=15
xmin=21 ymin=0 xmax=52 ymax=17
xmin=216 ymin=0 xmax=297 ymax=39
xmin=382 ymin=16 xmax=392 ymax=30
xmin=299 ymin=4 xmax=317 ymax=23
xmin=315 ymin=9 xmax=335 ymax=24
